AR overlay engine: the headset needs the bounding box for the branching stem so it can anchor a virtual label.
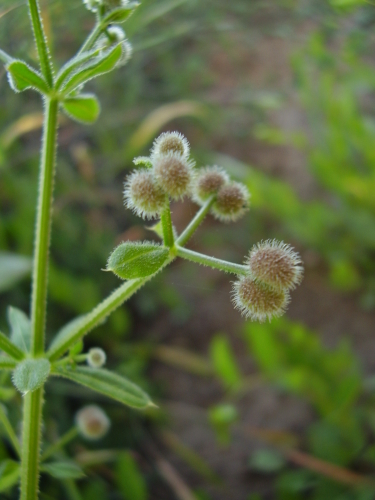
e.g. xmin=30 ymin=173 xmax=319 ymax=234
xmin=161 ymin=196 xmax=175 ymax=248
xmin=176 ymin=196 xmax=215 ymax=247
xmin=175 ymin=246 xmax=248 ymax=276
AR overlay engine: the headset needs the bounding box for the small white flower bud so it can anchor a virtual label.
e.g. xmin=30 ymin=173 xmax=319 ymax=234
xmin=124 ymin=169 xmax=166 ymax=219
xmin=76 ymin=405 xmax=110 ymax=440
xmin=232 ymin=276 xmax=289 ymax=322
xmin=247 ymin=240 xmax=303 ymax=291
xmin=151 ymin=132 xmax=190 ymax=160
xmin=83 ymin=0 xmax=102 ymax=12
xmin=153 ymin=152 xmax=195 ymax=200
xmin=193 ymin=166 xmax=229 ymax=204
xmin=212 ymin=182 xmax=250 ymax=222
xmin=87 ymin=348 xmax=106 ymax=368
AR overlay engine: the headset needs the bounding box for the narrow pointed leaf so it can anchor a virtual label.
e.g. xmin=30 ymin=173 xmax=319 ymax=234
xmin=12 ymin=358 xmax=50 ymax=394
xmin=102 ymin=3 xmax=139 ymax=24
xmin=107 ymin=242 xmax=169 ymax=280
xmin=0 ymin=331 xmax=24 ymax=361
xmin=41 ymin=461 xmax=85 ymax=479
xmin=0 ymin=356 xmax=17 ymax=370
xmin=6 ymin=60 xmax=50 ymax=94
xmin=54 ymin=366 xmax=153 ymax=409
xmin=61 ymin=44 xmax=122 ymax=95
xmin=62 ymin=94 xmax=101 ymax=124
xmin=55 ymin=48 xmax=101 ymax=89
xmin=7 ymin=307 xmax=31 ymax=352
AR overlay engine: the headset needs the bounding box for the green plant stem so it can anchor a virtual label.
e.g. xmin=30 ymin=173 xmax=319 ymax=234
xmin=0 ymin=331 xmax=25 ymax=360
xmin=20 ymin=388 xmax=44 ymax=500
xmin=161 ymin=197 xmax=175 ymax=248
xmin=41 ymin=427 xmax=78 ymax=462
xmin=176 ymin=196 xmax=215 ymax=247
xmin=27 ymin=0 xmax=54 ymax=87
xmin=30 ymin=98 xmax=59 ymax=357
xmin=0 ymin=356 xmax=17 ymax=370
xmin=175 ymin=246 xmax=248 ymax=276
xmin=0 ymin=48 xmax=13 ymax=64
xmin=78 ymin=23 xmax=103 ymax=55
xmin=0 ymin=404 xmax=21 ymax=457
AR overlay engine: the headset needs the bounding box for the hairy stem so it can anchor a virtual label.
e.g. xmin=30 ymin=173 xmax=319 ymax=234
xmin=175 ymin=246 xmax=248 ymax=276
xmin=27 ymin=0 xmax=54 ymax=87
xmin=78 ymin=23 xmax=103 ymax=55
xmin=176 ymin=196 xmax=215 ymax=247
xmin=30 ymin=98 xmax=59 ymax=357
xmin=0 ymin=48 xmax=13 ymax=65
xmin=0 ymin=404 xmax=21 ymax=457
xmin=160 ymin=197 xmax=175 ymax=248
xmin=20 ymin=389 xmax=44 ymax=500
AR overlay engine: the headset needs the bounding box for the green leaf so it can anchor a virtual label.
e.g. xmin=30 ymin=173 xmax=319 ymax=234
xmin=0 ymin=330 xmax=25 ymax=361
xmin=0 ymin=460 xmax=20 ymax=492
xmin=55 ymin=48 xmax=102 ymax=89
xmin=0 ymin=356 xmax=17 ymax=370
xmin=61 ymin=44 xmax=123 ymax=95
xmin=210 ymin=334 xmax=242 ymax=390
xmin=102 ymin=3 xmax=139 ymax=24
xmin=54 ymin=366 xmax=153 ymax=409
xmin=6 ymin=60 xmax=50 ymax=94
xmin=7 ymin=307 xmax=31 ymax=353
xmin=116 ymin=451 xmax=147 ymax=500
xmin=0 ymin=253 xmax=31 ymax=293
xmin=41 ymin=461 xmax=85 ymax=479
xmin=248 ymin=449 xmax=286 ymax=473
xmin=62 ymin=94 xmax=101 ymax=124
xmin=107 ymin=241 xmax=169 ymax=280
xmin=12 ymin=358 xmax=50 ymax=394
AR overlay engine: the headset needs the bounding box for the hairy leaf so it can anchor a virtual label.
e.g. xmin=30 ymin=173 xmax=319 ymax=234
xmin=7 ymin=307 xmax=31 ymax=353
xmin=102 ymin=3 xmax=139 ymax=24
xmin=54 ymin=366 xmax=153 ymax=409
xmin=62 ymin=94 xmax=101 ymax=124
xmin=107 ymin=242 xmax=169 ymax=280
xmin=6 ymin=60 xmax=50 ymax=94
xmin=12 ymin=358 xmax=50 ymax=394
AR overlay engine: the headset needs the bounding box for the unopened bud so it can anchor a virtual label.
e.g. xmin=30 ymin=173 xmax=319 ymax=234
xmin=232 ymin=276 xmax=288 ymax=322
xmin=87 ymin=348 xmax=106 ymax=368
xmin=247 ymin=240 xmax=303 ymax=291
xmin=83 ymin=0 xmax=102 ymax=12
xmin=153 ymin=152 xmax=194 ymax=200
xmin=124 ymin=169 xmax=166 ymax=219
xmin=193 ymin=166 xmax=229 ymax=204
xmin=212 ymin=182 xmax=249 ymax=222
xmin=76 ymin=405 xmax=110 ymax=440
xmin=151 ymin=132 xmax=190 ymax=160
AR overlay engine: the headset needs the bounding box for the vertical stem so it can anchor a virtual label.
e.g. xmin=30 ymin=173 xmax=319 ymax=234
xmin=160 ymin=196 xmax=175 ymax=248
xmin=27 ymin=0 xmax=54 ymax=87
xmin=20 ymin=389 xmax=44 ymax=500
xmin=176 ymin=196 xmax=215 ymax=247
xmin=30 ymin=98 xmax=59 ymax=357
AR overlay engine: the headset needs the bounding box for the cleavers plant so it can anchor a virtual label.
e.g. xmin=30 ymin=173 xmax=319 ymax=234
xmin=0 ymin=0 xmax=303 ymax=499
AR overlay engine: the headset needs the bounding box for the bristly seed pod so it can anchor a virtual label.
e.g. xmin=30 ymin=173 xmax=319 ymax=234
xmin=153 ymin=152 xmax=194 ymax=200
xmin=212 ymin=182 xmax=250 ymax=222
xmin=124 ymin=169 xmax=166 ymax=219
xmin=76 ymin=405 xmax=110 ymax=440
xmin=193 ymin=165 xmax=229 ymax=204
xmin=247 ymin=240 xmax=303 ymax=291
xmin=87 ymin=347 xmax=106 ymax=368
xmin=151 ymin=132 xmax=190 ymax=160
xmin=232 ymin=276 xmax=289 ymax=322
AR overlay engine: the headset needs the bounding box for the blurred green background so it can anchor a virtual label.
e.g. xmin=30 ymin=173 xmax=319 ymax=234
xmin=1 ymin=0 xmax=375 ymax=498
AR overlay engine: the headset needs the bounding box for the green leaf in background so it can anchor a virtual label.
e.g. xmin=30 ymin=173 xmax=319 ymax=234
xmin=209 ymin=334 xmax=242 ymax=390
xmin=62 ymin=94 xmax=101 ymax=124
xmin=7 ymin=307 xmax=31 ymax=353
xmin=116 ymin=451 xmax=147 ymax=500
xmin=107 ymin=242 xmax=169 ymax=280
xmin=12 ymin=358 xmax=50 ymax=394
xmin=54 ymin=366 xmax=153 ymax=409
xmin=61 ymin=44 xmax=123 ymax=95
xmin=0 ymin=356 xmax=17 ymax=370
xmin=102 ymin=3 xmax=139 ymax=24
xmin=6 ymin=60 xmax=50 ymax=94
xmin=208 ymin=404 xmax=238 ymax=446
xmin=0 ymin=460 xmax=20 ymax=493
xmin=248 ymin=449 xmax=286 ymax=473
xmin=0 ymin=253 xmax=31 ymax=293
xmin=41 ymin=461 xmax=85 ymax=479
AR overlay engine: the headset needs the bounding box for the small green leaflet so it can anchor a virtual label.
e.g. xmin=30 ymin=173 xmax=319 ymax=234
xmin=12 ymin=358 xmax=50 ymax=394
xmin=41 ymin=461 xmax=85 ymax=480
xmin=102 ymin=3 xmax=139 ymax=24
xmin=6 ymin=60 xmax=50 ymax=94
xmin=61 ymin=44 xmax=123 ymax=96
xmin=7 ymin=307 xmax=31 ymax=353
xmin=62 ymin=94 xmax=101 ymax=124
xmin=53 ymin=366 xmax=153 ymax=409
xmin=107 ymin=241 xmax=169 ymax=280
